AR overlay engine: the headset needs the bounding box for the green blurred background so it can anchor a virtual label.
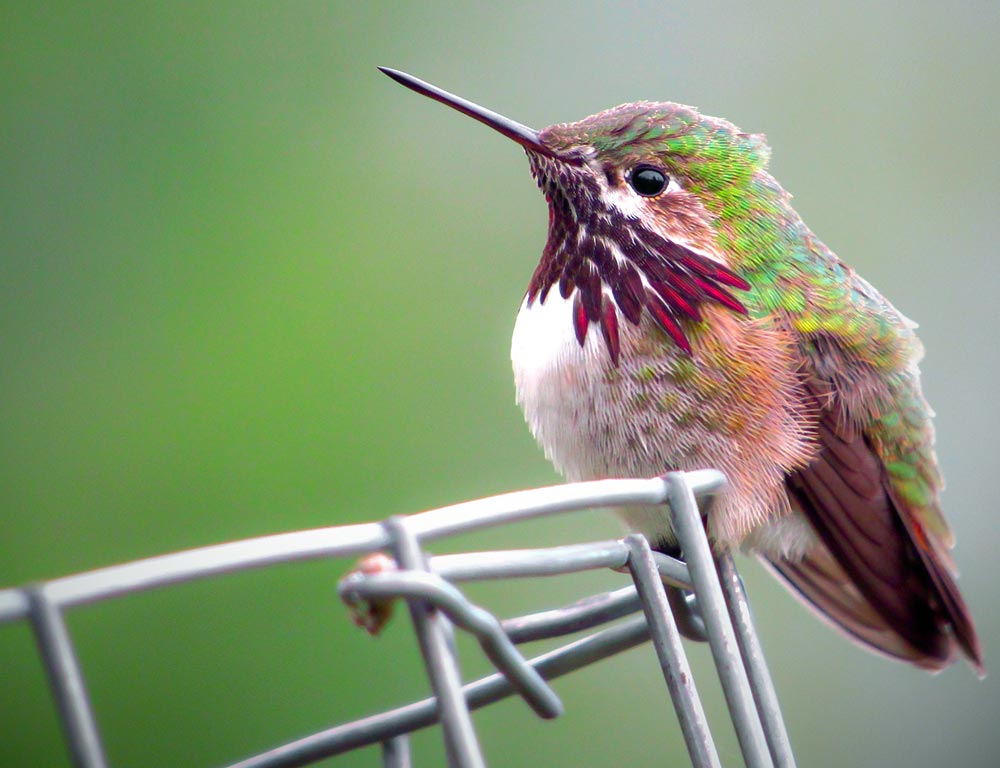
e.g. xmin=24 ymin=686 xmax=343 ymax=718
xmin=3 ymin=2 xmax=998 ymax=766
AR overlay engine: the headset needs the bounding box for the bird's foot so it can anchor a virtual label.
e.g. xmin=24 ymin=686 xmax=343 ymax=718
xmin=341 ymin=552 xmax=398 ymax=636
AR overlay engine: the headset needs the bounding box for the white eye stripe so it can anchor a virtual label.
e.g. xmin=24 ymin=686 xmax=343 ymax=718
xmin=601 ymin=172 xmax=682 ymax=218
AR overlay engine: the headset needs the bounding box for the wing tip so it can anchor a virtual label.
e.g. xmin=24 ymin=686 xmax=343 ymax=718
xmin=766 ymin=548 xmax=985 ymax=676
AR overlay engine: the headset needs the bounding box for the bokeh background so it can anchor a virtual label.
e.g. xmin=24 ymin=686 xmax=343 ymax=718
xmin=3 ymin=2 xmax=999 ymax=766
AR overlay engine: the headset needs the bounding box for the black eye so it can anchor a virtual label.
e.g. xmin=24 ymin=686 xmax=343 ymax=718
xmin=630 ymin=165 xmax=668 ymax=197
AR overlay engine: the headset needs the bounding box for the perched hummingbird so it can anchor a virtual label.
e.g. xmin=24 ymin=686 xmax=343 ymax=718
xmin=380 ymin=67 xmax=982 ymax=673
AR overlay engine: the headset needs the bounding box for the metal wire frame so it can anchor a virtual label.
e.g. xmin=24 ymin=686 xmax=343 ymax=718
xmin=0 ymin=471 xmax=796 ymax=768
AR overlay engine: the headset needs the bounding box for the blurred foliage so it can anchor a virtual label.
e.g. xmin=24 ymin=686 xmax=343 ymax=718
xmin=2 ymin=2 xmax=998 ymax=767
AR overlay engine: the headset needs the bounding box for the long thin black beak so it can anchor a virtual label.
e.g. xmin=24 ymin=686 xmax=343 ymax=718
xmin=379 ymin=67 xmax=551 ymax=155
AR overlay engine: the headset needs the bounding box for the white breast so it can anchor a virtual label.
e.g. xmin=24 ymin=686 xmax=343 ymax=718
xmin=510 ymin=291 xmax=612 ymax=482
xmin=510 ymin=290 xmax=687 ymax=544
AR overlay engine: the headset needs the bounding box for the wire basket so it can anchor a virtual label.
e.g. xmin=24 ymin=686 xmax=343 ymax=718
xmin=0 ymin=470 xmax=795 ymax=768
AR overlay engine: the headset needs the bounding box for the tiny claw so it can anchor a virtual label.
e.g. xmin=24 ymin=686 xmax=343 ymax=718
xmin=342 ymin=552 xmax=398 ymax=636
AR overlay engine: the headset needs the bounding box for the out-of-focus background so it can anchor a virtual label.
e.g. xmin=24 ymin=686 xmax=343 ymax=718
xmin=3 ymin=3 xmax=998 ymax=767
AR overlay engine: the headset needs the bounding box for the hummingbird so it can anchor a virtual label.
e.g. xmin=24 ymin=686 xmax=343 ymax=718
xmin=379 ymin=67 xmax=983 ymax=674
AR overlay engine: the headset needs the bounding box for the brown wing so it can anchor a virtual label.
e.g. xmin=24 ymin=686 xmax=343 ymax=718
xmin=764 ymin=544 xmax=948 ymax=669
xmin=776 ymin=384 xmax=983 ymax=673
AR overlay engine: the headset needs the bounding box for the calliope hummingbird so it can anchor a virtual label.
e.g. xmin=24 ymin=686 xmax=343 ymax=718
xmin=380 ymin=67 xmax=982 ymax=673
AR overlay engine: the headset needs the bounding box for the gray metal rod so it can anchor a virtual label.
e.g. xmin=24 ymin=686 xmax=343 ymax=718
xmin=665 ymin=473 xmax=772 ymax=768
xmin=26 ymin=586 xmax=109 ymax=768
xmin=651 ymin=551 xmax=698 ymax=589
xmin=0 ymin=477 xmax=718 ymax=624
xmin=716 ymin=553 xmax=796 ymax=768
xmin=382 ymin=736 xmax=411 ymax=768
xmin=406 ymin=474 xmax=723 ymax=539
xmin=3 ymin=470 xmax=786 ymax=768
xmin=502 ymin=586 xmax=641 ymax=643
xmin=626 ymin=536 xmax=722 ymax=768
xmin=2 ymin=523 xmax=390 ymax=621
xmin=0 ymin=587 xmax=30 ymax=622
xmin=665 ymin=586 xmax=708 ymax=642
xmin=430 ymin=540 xmax=630 ymax=581
xmin=224 ymin=616 xmax=651 ymax=768
xmin=385 ymin=517 xmax=486 ymax=768
xmin=338 ymin=570 xmax=562 ymax=718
